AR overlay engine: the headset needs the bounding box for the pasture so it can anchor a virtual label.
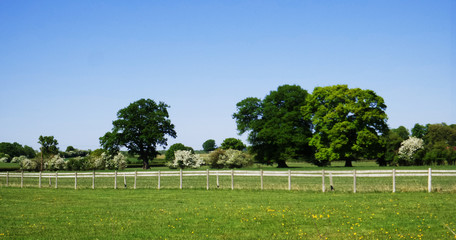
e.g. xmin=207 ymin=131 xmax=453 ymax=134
xmin=0 ymin=188 xmax=455 ymax=239
xmin=1 ymin=162 xmax=455 ymax=239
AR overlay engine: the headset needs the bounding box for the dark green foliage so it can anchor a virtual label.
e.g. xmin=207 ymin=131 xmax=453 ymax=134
xmin=202 ymin=139 xmax=217 ymax=152
xmin=165 ymin=143 xmax=194 ymax=161
xmin=379 ymin=127 xmax=409 ymax=166
xmin=303 ymin=85 xmax=388 ymax=167
xmin=66 ymin=146 xmax=76 ymax=152
xmin=411 ymin=123 xmax=427 ymax=138
xmin=424 ymin=123 xmax=456 ymax=148
xmin=38 ymin=136 xmax=59 ymax=156
xmin=100 ymin=99 xmax=177 ymax=169
xmin=65 ymin=157 xmax=85 ymax=171
xmin=62 ymin=147 xmax=89 ymax=158
xmin=391 ymin=126 xmax=410 ymax=140
xmin=384 ymin=123 xmax=456 ymax=166
xmin=0 ymin=142 xmax=36 ymax=159
xmin=220 ymin=138 xmax=246 ymax=151
xmin=233 ymin=85 xmax=312 ymax=168
xmin=89 ymin=149 xmax=105 ymax=158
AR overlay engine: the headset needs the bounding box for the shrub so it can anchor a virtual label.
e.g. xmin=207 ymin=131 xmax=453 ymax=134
xmin=105 ymin=152 xmax=127 ymax=170
xmin=398 ymin=137 xmax=424 ymax=165
xmin=0 ymin=153 xmax=10 ymax=162
xmin=45 ymin=155 xmax=66 ymax=170
xmin=207 ymin=149 xmax=252 ymax=169
xmin=20 ymin=158 xmax=38 ymax=171
xmin=225 ymin=149 xmax=253 ymax=168
xmin=165 ymin=143 xmax=194 ymax=162
xmin=65 ymin=157 xmax=85 ymax=171
xmin=12 ymin=155 xmax=28 ymax=164
xmin=91 ymin=153 xmax=108 ymax=170
xmin=207 ymin=149 xmax=227 ymax=169
xmin=63 ymin=149 xmax=89 ymax=158
xmin=168 ymin=150 xmax=203 ymax=169
xmin=447 ymin=148 xmax=456 ymax=165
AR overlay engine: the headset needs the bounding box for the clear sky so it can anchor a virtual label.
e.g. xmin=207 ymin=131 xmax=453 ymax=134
xmin=1 ymin=1 xmax=454 ymax=151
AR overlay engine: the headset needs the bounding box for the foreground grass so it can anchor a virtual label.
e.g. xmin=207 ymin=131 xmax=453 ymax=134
xmin=0 ymin=188 xmax=455 ymax=239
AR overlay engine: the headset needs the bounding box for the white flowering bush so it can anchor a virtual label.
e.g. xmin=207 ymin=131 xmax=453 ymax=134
xmin=398 ymin=137 xmax=424 ymax=164
xmin=91 ymin=153 xmax=109 ymax=170
xmin=168 ymin=150 xmax=204 ymax=169
xmin=225 ymin=149 xmax=253 ymax=168
xmin=11 ymin=155 xmax=28 ymax=164
xmin=0 ymin=153 xmax=10 ymax=162
xmin=105 ymin=152 xmax=127 ymax=170
xmin=20 ymin=158 xmax=37 ymax=171
xmin=45 ymin=155 xmax=66 ymax=170
xmin=207 ymin=149 xmax=252 ymax=169
xmin=207 ymin=149 xmax=227 ymax=169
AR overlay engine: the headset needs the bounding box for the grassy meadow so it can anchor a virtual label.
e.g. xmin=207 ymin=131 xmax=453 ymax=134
xmin=0 ymin=188 xmax=455 ymax=239
xmin=1 ymin=160 xmax=455 ymax=239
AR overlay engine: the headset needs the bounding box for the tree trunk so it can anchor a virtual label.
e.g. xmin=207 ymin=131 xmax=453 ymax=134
xmin=277 ymin=160 xmax=289 ymax=168
xmin=142 ymin=160 xmax=150 ymax=169
xmin=344 ymin=159 xmax=353 ymax=167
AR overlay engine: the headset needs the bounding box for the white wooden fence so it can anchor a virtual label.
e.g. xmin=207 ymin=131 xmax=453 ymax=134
xmin=1 ymin=168 xmax=455 ymax=192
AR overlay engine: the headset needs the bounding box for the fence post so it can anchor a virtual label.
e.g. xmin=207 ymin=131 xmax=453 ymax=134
xmin=124 ymin=173 xmax=127 ymax=189
xmin=49 ymin=176 xmax=51 ymax=187
xmin=206 ymin=169 xmax=209 ymax=190
xmin=134 ymin=171 xmax=137 ymax=189
xmin=158 ymin=170 xmax=161 ymax=190
xmin=180 ymin=169 xmax=183 ymax=189
xmin=216 ymin=172 xmax=219 ymax=188
xmin=288 ymin=170 xmax=291 ymax=191
xmin=322 ymin=170 xmax=325 ymax=193
xmin=39 ymin=171 xmax=42 ymax=188
xmin=114 ymin=171 xmax=117 ymax=189
xmin=231 ymin=170 xmax=234 ymax=190
xmin=428 ymin=168 xmax=432 ymax=193
xmin=329 ymin=173 xmax=334 ymax=191
xmin=92 ymin=171 xmax=95 ymax=189
xmin=74 ymin=172 xmax=78 ymax=190
xmin=392 ymin=169 xmax=396 ymax=193
xmin=55 ymin=171 xmax=58 ymax=189
xmin=260 ymin=169 xmax=264 ymax=190
xmin=353 ymin=170 xmax=357 ymax=193
xmin=21 ymin=171 xmax=23 ymax=188
xmin=6 ymin=171 xmax=8 ymax=187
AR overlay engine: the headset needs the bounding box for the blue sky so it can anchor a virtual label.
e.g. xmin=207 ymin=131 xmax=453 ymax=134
xmin=1 ymin=1 xmax=454 ymax=151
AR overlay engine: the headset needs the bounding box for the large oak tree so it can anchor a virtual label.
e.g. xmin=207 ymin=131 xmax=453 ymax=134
xmin=100 ymin=98 xmax=176 ymax=169
xmin=302 ymin=85 xmax=388 ymax=167
xmin=233 ymin=85 xmax=313 ymax=168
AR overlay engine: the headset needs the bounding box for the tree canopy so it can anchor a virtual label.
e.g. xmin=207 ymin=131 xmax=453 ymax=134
xmin=202 ymin=139 xmax=217 ymax=152
xmin=220 ymin=138 xmax=246 ymax=151
xmin=100 ymin=98 xmax=176 ymax=169
xmin=233 ymin=84 xmax=313 ymax=167
xmin=411 ymin=123 xmax=427 ymax=138
xmin=38 ymin=136 xmax=59 ymax=157
xmin=0 ymin=142 xmax=35 ymax=159
xmin=302 ymin=85 xmax=388 ymax=167
xmin=391 ymin=126 xmax=410 ymax=140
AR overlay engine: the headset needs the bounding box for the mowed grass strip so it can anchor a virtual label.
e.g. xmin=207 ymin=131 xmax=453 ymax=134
xmin=0 ymin=188 xmax=455 ymax=239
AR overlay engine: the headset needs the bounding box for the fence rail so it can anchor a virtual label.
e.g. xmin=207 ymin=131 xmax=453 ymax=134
xmin=1 ymin=168 xmax=455 ymax=192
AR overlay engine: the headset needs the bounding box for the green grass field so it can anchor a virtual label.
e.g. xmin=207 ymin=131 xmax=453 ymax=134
xmin=0 ymin=188 xmax=455 ymax=239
